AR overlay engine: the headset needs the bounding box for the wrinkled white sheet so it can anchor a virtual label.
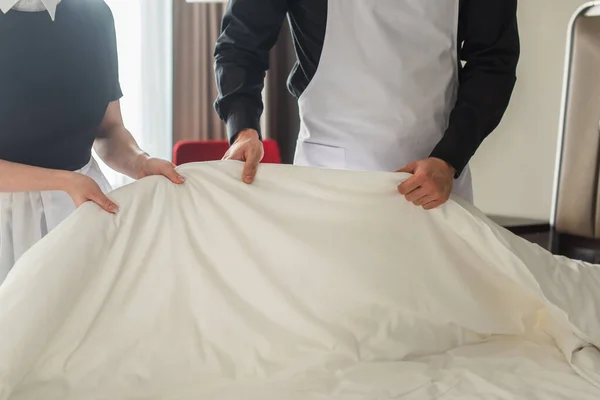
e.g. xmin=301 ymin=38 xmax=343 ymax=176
xmin=0 ymin=161 xmax=599 ymax=399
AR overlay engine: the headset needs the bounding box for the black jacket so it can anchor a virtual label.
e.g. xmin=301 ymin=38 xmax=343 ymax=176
xmin=214 ymin=0 xmax=520 ymax=175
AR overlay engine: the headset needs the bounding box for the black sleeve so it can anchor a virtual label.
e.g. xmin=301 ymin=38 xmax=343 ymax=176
xmin=104 ymin=5 xmax=123 ymax=102
xmin=429 ymin=0 xmax=519 ymax=176
xmin=213 ymin=0 xmax=288 ymax=143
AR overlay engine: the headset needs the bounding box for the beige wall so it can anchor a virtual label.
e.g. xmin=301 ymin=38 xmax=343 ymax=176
xmin=471 ymin=0 xmax=589 ymax=220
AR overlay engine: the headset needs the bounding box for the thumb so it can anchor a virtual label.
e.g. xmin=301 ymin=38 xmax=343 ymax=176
xmin=397 ymin=161 xmax=418 ymax=174
xmin=163 ymin=164 xmax=185 ymax=184
xmin=92 ymin=192 xmax=119 ymax=214
xmin=242 ymin=149 xmax=262 ymax=184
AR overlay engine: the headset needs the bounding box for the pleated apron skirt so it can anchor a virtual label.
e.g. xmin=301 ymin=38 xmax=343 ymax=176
xmin=0 ymin=158 xmax=111 ymax=284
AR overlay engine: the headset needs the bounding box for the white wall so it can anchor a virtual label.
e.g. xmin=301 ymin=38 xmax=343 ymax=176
xmin=471 ymin=0 xmax=589 ymax=220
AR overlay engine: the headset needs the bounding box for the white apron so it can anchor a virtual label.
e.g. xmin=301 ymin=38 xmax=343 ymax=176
xmin=294 ymin=0 xmax=473 ymax=202
xmin=0 ymin=158 xmax=111 ymax=284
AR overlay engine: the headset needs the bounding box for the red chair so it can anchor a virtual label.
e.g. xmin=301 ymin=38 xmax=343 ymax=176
xmin=173 ymin=139 xmax=282 ymax=166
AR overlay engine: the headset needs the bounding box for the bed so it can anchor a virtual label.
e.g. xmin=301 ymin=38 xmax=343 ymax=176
xmin=0 ymin=161 xmax=599 ymax=399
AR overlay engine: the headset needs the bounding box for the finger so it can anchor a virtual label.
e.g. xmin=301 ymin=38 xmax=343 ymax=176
xmin=162 ymin=165 xmax=185 ymax=184
xmin=423 ymin=199 xmax=444 ymax=211
xmin=92 ymin=192 xmax=119 ymax=214
xmin=396 ymin=162 xmax=418 ymax=174
xmin=404 ymin=186 xmax=425 ymax=203
xmin=72 ymin=197 xmax=86 ymax=208
xmin=242 ymin=148 xmax=262 ymax=184
xmin=405 ymin=187 xmax=431 ymax=203
xmin=398 ymin=174 xmax=425 ymax=196
xmin=413 ymin=194 xmax=437 ymax=206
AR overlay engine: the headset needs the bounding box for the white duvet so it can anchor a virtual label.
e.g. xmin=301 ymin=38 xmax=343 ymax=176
xmin=1 ymin=161 xmax=600 ymax=399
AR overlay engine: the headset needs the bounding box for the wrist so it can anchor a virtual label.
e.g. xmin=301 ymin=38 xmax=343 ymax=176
xmin=226 ymin=107 xmax=261 ymax=144
xmin=54 ymin=170 xmax=77 ymax=192
xmin=431 ymin=157 xmax=456 ymax=176
xmin=235 ymin=129 xmax=260 ymax=143
xmin=133 ymin=151 xmax=150 ymax=180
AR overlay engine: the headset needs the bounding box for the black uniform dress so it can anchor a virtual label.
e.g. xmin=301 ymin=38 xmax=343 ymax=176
xmin=0 ymin=0 xmax=123 ymax=282
xmin=0 ymin=0 xmax=122 ymax=170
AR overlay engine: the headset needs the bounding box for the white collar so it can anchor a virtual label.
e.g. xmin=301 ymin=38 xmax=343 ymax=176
xmin=0 ymin=0 xmax=61 ymax=21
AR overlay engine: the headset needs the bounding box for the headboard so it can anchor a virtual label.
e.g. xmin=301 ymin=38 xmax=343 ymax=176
xmin=552 ymin=2 xmax=600 ymax=239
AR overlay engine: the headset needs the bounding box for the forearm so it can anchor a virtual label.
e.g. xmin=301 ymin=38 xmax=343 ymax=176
xmin=213 ymin=0 xmax=287 ymax=143
xmin=93 ymin=125 xmax=147 ymax=180
xmin=430 ymin=71 xmax=517 ymax=175
xmin=430 ymin=0 xmax=519 ymax=176
xmin=0 ymin=159 xmax=71 ymax=193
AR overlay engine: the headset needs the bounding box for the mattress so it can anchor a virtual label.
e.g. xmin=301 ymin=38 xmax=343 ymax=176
xmin=0 ymin=161 xmax=599 ymax=399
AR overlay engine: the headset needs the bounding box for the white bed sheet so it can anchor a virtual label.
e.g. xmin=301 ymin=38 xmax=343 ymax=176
xmin=0 ymin=161 xmax=599 ymax=399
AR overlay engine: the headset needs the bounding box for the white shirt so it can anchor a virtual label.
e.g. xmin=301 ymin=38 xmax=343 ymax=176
xmin=0 ymin=0 xmax=61 ymax=20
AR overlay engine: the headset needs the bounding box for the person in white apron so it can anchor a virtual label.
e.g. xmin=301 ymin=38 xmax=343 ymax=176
xmin=214 ymin=0 xmax=519 ymax=208
xmin=0 ymin=0 xmax=184 ymax=283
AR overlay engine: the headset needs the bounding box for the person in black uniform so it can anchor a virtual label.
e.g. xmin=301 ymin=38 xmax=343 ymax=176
xmin=214 ymin=0 xmax=519 ymax=209
xmin=0 ymin=0 xmax=183 ymax=282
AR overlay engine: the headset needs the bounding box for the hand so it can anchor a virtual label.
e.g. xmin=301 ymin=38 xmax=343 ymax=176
xmin=396 ymin=158 xmax=456 ymax=210
xmin=62 ymin=172 xmax=118 ymax=214
xmin=136 ymin=155 xmax=185 ymax=184
xmin=223 ymin=129 xmax=264 ymax=184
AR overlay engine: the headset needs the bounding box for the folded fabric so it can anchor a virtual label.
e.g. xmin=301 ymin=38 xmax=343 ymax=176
xmin=0 ymin=161 xmax=599 ymax=399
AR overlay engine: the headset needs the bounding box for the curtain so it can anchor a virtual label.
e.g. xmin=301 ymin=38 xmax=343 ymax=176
xmin=101 ymin=0 xmax=173 ymax=188
xmin=173 ymin=0 xmax=227 ymax=143
xmin=172 ymin=0 xmax=299 ymax=163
